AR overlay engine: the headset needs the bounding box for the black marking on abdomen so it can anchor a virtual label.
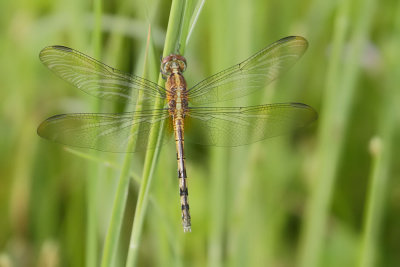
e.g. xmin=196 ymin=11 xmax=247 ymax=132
xmin=178 ymin=168 xmax=187 ymax=178
xmin=180 ymin=187 xmax=188 ymax=196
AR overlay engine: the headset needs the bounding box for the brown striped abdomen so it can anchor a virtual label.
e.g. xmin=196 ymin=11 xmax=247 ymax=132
xmin=174 ymin=118 xmax=191 ymax=232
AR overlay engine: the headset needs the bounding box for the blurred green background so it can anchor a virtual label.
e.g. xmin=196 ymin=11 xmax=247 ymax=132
xmin=0 ymin=0 xmax=399 ymax=266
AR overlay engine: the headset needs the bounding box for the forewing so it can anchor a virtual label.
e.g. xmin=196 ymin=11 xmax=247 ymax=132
xmin=188 ymin=36 xmax=308 ymax=106
xmin=39 ymin=45 xmax=166 ymax=106
xmin=185 ymin=103 xmax=317 ymax=146
xmin=37 ymin=109 xmax=171 ymax=152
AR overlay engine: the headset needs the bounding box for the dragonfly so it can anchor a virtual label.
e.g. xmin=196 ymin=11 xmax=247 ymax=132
xmin=37 ymin=36 xmax=317 ymax=232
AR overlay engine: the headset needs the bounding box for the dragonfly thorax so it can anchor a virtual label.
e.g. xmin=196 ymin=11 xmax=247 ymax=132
xmin=166 ymin=70 xmax=189 ymax=117
xmin=161 ymin=54 xmax=187 ymax=77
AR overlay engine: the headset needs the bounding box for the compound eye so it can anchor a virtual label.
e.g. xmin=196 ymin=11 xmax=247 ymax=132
xmin=161 ymin=62 xmax=171 ymax=76
xmin=179 ymin=61 xmax=187 ymax=72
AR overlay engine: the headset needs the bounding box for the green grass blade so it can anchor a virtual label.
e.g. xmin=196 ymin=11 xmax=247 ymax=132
xmin=297 ymin=0 xmax=378 ymax=266
xmin=186 ymin=0 xmax=205 ymax=45
xmin=125 ymin=1 xmax=192 ymax=266
xmin=358 ymin=4 xmax=400 ymax=264
xmin=86 ymin=0 xmax=103 ymax=266
xmin=358 ymin=137 xmax=389 ymax=267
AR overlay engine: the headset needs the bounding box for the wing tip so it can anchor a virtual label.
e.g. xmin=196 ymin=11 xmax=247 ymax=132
xmin=279 ymin=36 xmax=309 ymax=51
xmin=37 ymin=119 xmax=47 ymax=138
xmin=41 ymin=45 xmax=73 ymax=52
xmin=290 ymin=102 xmax=318 ymax=121
xmin=37 ymin=114 xmax=67 ymax=137
xmin=282 ymin=35 xmax=308 ymax=42
xmin=51 ymin=45 xmax=73 ymax=51
xmin=39 ymin=45 xmax=73 ymax=61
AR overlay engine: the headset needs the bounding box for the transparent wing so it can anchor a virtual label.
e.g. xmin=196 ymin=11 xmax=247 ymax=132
xmin=39 ymin=45 xmax=167 ymax=106
xmin=188 ymin=36 xmax=308 ymax=106
xmin=37 ymin=109 xmax=171 ymax=152
xmin=185 ymin=103 xmax=317 ymax=146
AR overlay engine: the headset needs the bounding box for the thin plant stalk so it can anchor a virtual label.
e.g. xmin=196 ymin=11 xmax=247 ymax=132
xmin=99 ymin=40 xmax=147 ymax=267
xmin=186 ymin=0 xmax=205 ymax=46
xmin=125 ymin=1 xmax=192 ymax=266
xmin=298 ymin=0 xmax=377 ymax=266
xmin=207 ymin=1 xmax=231 ymax=266
xmin=357 ymin=137 xmax=388 ymax=267
xmin=86 ymin=0 xmax=103 ymax=266
xmin=358 ymin=4 xmax=400 ymax=264
xmin=298 ymin=6 xmax=349 ymax=267
xmin=99 ymin=9 xmax=152 ymax=267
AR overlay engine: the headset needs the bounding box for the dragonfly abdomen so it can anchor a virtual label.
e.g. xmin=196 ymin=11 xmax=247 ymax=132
xmin=174 ymin=118 xmax=191 ymax=232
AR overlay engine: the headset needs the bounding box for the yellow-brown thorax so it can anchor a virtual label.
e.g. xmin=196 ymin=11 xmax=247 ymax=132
xmin=162 ymin=54 xmax=189 ymax=118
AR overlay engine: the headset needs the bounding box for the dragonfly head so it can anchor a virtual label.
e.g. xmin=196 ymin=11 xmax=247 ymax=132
xmin=161 ymin=54 xmax=187 ymax=77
